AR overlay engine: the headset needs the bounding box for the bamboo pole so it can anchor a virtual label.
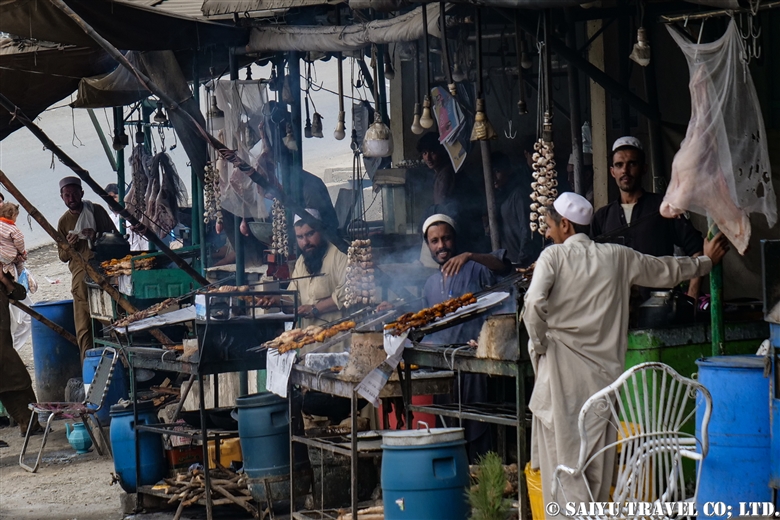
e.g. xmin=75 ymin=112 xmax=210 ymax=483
xmin=0 ymin=169 xmax=173 ymax=345
xmin=0 ymin=93 xmax=208 ymax=288
xmin=10 ymin=299 xmax=78 ymax=347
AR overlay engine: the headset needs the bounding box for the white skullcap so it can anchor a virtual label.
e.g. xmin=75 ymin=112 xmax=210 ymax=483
xmin=422 ymin=213 xmax=456 ymax=237
xmin=553 ymin=192 xmax=593 ymax=226
xmin=612 ymin=136 xmax=643 ymax=152
xmin=59 ymin=176 xmax=82 ymax=190
xmin=293 ymin=208 xmax=321 ymax=224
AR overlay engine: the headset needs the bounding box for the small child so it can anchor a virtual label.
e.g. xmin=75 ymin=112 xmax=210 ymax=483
xmin=0 ymin=203 xmax=27 ymax=275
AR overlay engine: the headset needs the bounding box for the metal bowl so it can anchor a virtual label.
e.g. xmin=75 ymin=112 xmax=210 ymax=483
xmin=248 ymin=221 xmax=273 ymax=245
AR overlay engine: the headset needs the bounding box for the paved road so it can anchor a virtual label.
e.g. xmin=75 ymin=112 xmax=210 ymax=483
xmin=0 ymin=61 xmax=365 ymax=249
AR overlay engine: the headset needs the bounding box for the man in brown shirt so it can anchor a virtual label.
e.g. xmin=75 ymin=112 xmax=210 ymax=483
xmin=57 ymin=177 xmax=116 ymax=361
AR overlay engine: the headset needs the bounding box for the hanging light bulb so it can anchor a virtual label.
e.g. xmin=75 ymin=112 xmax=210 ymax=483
xmin=520 ymin=41 xmax=533 ymax=70
xmin=629 ymin=27 xmax=651 ymax=67
xmin=112 ymin=129 xmax=128 ymax=150
xmin=283 ymin=123 xmax=299 ymax=151
xmin=207 ymin=94 xmax=224 ymax=131
xmin=411 ymin=103 xmax=424 ymax=135
xmin=451 ymin=62 xmax=467 ymax=83
xmin=470 ymin=98 xmax=497 ymax=141
xmin=517 ymin=99 xmax=528 ymax=116
xmin=135 ymin=125 xmax=145 ymax=145
xmin=384 ymin=49 xmax=395 ymax=80
xmin=334 ymin=111 xmax=346 ymax=140
xmin=311 ymin=112 xmax=324 ymax=138
xmin=153 ymin=101 xmax=167 ymax=124
xmin=363 ymin=112 xmax=393 ymax=158
xmin=420 ymin=95 xmax=434 ymax=129
xmin=304 ymin=118 xmax=313 ymax=139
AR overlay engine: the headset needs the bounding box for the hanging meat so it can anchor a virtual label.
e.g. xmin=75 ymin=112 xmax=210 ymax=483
xmin=125 ymin=144 xmax=153 ymax=223
xmin=345 ymin=239 xmax=378 ymax=308
xmin=148 ymin=152 xmax=187 ymax=237
xmin=528 ymin=138 xmax=559 ymax=236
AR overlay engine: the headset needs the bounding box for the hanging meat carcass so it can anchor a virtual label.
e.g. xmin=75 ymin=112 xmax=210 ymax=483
xmin=149 ymin=152 xmax=187 ymax=237
xmin=125 ymin=144 xmax=153 ymax=223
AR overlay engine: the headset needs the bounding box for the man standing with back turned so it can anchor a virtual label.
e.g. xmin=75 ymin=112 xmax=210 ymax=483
xmin=524 ymin=192 xmax=728 ymax=516
xmin=57 ymin=177 xmax=117 ymax=361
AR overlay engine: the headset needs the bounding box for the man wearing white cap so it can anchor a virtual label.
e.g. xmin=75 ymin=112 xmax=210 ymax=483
xmin=524 ymin=192 xmax=728 ymax=516
xmin=591 ymin=137 xmax=704 ymax=301
xmin=56 ymin=176 xmax=117 ymax=361
xmin=260 ymin=210 xmax=347 ymax=343
xmin=421 ymin=213 xmax=511 ymax=461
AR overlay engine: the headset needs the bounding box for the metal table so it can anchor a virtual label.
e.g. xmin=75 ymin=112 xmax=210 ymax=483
xmin=288 ymin=363 xmax=454 ymax=519
xmin=114 ymin=291 xmax=298 ymax=520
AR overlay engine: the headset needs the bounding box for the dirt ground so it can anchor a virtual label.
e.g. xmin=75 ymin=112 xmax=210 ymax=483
xmin=0 ymin=244 xmax=268 ymax=520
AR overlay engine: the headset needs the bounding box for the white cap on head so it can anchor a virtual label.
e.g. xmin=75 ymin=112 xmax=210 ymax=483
xmin=612 ymin=136 xmax=643 ymax=152
xmin=553 ymin=192 xmax=593 ymax=226
xmin=59 ymin=176 xmax=82 ymax=190
xmin=293 ymin=208 xmax=321 ymax=224
xmin=422 ymin=213 xmax=456 ymax=237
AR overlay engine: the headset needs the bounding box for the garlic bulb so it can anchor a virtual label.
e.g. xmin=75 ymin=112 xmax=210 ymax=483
xmin=528 ymin=138 xmax=558 ymax=235
xmin=271 ymin=199 xmax=289 ymax=258
xmin=345 ymin=239 xmax=378 ymax=308
xmin=203 ymin=162 xmax=223 ymax=226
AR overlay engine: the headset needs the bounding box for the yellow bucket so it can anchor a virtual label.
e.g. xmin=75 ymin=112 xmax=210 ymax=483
xmin=524 ymin=463 xmax=545 ymax=520
xmin=207 ymin=437 xmax=243 ymax=469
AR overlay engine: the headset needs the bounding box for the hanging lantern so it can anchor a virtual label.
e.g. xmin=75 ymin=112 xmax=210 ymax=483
xmin=153 ymin=101 xmax=167 ymax=124
xmin=363 ymin=112 xmax=393 ymax=158
xmin=470 ymin=98 xmax=496 ymax=141
xmin=629 ymin=27 xmax=651 ymax=67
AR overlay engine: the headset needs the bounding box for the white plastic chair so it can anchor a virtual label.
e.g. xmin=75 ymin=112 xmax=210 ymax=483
xmin=551 ymin=362 xmax=712 ymax=520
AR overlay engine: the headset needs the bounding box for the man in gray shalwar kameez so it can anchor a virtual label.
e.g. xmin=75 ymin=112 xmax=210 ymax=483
xmin=523 ymin=193 xmax=728 ymax=516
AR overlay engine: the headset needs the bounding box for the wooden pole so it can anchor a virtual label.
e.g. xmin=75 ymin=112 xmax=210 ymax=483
xmin=10 ymin=299 xmax=78 ymax=347
xmin=0 ymin=169 xmax=173 ymax=345
xmin=0 ymin=93 xmax=208 ymax=287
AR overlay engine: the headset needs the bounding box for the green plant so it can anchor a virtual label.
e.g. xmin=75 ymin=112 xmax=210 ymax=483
xmin=468 ymin=452 xmax=511 ymax=520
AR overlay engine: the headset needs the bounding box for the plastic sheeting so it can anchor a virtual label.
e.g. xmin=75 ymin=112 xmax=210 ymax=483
xmin=245 ymin=4 xmax=441 ymax=53
xmin=664 ymin=21 xmax=777 ymax=255
xmin=214 ymin=80 xmax=270 ymax=220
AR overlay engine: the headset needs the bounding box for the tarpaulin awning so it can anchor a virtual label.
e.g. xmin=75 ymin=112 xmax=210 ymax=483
xmin=245 ymin=4 xmax=441 ymax=53
xmin=0 ymin=0 xmax=248 ymax=50
xmin=0 ymin=38 xmax=116 ymax=141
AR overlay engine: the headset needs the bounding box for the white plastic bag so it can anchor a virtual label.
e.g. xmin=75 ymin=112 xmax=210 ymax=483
xmin=664 ymin=21 xmax=776 ymax=254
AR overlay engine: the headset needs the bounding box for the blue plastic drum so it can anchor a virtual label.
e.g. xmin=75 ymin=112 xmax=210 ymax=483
xmin=109 ymin=401 xmax=165 ymax=493
xmin=696 ymin=355 xmax=772 ymax=519
xmin=381 ymin=427 xmax=469 ymax=520
xmin=31 ymin=300 xmax=80 ymax=402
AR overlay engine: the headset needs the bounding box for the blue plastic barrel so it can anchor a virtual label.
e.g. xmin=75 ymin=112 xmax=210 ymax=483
xmin=237 ymin=393 xmax=295 ymax=502
xmin=31 ymin=300 xmax=80 ymax=402
xmin=696 ymin=355 xmax=772 ymax=519
xmin=82 ymin=348 xmax=129 ymax=425
xmin=770 ymin=325 xmax=780 ymax=498
xmin=381 ymin=427 xmax=469 ymax=520
xmin=109 ymin=401 xmax=166 ymax=493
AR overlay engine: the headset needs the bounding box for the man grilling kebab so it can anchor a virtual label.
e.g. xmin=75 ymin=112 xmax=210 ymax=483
xmin=420 ymin=213 xmax=512 ymax=461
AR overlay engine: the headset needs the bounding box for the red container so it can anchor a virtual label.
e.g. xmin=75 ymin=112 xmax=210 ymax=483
xmin=379 ymin=395 xmax=437 ymax=430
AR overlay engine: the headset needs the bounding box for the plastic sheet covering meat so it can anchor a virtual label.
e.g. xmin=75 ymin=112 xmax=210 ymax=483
xmin=665 ymin=22 xmax=776 ymax=254
xmin=214 ymin=80 xmax=270 ymax=220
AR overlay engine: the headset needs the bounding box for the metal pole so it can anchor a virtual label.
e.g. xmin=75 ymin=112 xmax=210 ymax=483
xmin=0 ymin=92 xmax=209 ymax=286
xmin=708 ymin=219 xmax=725 ymax=356
xmin=87 ymin=108 xmax=118 ymax=172
xmin=113 ymin=106 xmax=126 ymax=234
xmin=475 ymin=7 xmax=500 ymax=251
xmin=642 ymin=24 xmax=666 ymax=193
xmin=191 ymin=53 xmax=202 ymax=273
xmin=565 ymin=9 xmax=584 ymax=195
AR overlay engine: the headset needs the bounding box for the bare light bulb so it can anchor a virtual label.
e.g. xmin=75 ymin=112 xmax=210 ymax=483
xmin=451 ymin=63 xmax=467 ymax=82
xmin=334 ymin=111 xmax=346 ymax=140
xmin=411 ymin=103 xmax=424 ymax=134
xmin=520 ymin=42 xmax=533 ymax=70
xmin=420 ymin=96 xmax=434 ymax=129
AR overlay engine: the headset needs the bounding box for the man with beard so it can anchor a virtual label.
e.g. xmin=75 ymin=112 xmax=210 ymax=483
xmin=421 ymin=213 xmax=511 ymax=461
xmin=57 ymin=177 xmax=117 ymax=361
xmin=591 ymin=137 xmax=703 ymax=299
xmin=285 ymin=210 xmax=348 ymax=332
